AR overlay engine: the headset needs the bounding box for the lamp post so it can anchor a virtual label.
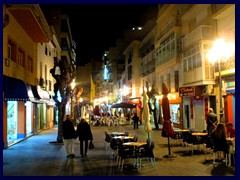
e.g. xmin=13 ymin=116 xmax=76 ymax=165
xmin=207 ymin=39 xmax=234 ymax=123
xmin=71 ymin=79 xmax=76 ymax=118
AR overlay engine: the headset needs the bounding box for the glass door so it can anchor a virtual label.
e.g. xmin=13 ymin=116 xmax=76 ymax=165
xmin=7 ymin=101 xmax=18 ymax=145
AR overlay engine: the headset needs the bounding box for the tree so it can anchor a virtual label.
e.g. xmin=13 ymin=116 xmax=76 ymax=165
xmin=50 ymin=58 xmax=77 ymax=143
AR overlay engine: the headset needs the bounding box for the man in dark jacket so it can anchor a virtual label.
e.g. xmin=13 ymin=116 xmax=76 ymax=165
xmin=207 ymin=108 xmax=218 ymax=135
xmin=132 ymin=113 xmax=139 ymax=129
xmin=62 ymin=114 xmax=76 ymax=158
xmin=76 ymin=118 xmax=93 ymax=157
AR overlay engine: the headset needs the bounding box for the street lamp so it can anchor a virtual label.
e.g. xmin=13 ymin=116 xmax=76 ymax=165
xmin=207 ymin=39 xmax=234 ymax=123
xmin=122 ymin=85 xmax=129 ymax=102
xmin=71 ymin=79 xmax=76 ymax=118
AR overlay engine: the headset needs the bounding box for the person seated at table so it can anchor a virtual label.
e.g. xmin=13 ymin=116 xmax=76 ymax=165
xmin=211 ymin=123 xmax=229 ymax=158
xmin=226 ymin=122 xmax=235 ymax=138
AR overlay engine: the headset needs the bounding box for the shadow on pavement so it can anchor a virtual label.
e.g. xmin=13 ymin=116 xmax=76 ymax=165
xmin=211 ymin=164 xmax=235 ymax=176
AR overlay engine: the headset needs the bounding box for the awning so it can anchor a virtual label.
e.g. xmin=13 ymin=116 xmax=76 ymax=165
xmin=26 ymin=84 xmax=44 ymax=103
xmin=111 ymin=102 xmax=136 ymax=108
xmin=3 ymin=76 xmax=29 ymax=101
xmin=226 ymin=88 xmax=235 ymax=94
xmin=37 ymin=85 xmax=50 ymax=100
xmin=31 ymin=85 xmax=41 ymax=99
xmin=36 ymin=85 xmax=55 ymax=106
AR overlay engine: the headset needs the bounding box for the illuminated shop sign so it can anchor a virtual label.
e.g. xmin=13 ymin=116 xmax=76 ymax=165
xmin=179 ymin=86 xmax=195 ymax=97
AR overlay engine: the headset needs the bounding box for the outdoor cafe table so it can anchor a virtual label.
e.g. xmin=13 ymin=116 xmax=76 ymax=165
xmin=191 ymin=132 xmax=208 ymax=136
xmin=112 ymin=136 xmax=135 ymax=142
xmin=108 ymin=132 xmax=125 ymax=137
xmin=122 ymin=142 xmax=147 ymax=156
xmin=122 ymin=142 xmax=147 ymax=171
xmin=174 ymin=129 xmax=189 ymax=132
xmin=122 ymin=142 xmax=147 ymax=147
xmin=173 ymin=129 xmax=190 ymax=143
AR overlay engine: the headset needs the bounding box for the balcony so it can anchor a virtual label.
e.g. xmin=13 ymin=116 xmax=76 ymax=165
xmin=8 ymin=4 xmax=51 ymax=42
xmin=182 ymin=25 xmax=214 ymax=50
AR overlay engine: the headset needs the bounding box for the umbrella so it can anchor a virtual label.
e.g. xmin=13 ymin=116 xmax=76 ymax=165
xmin=161 ymin=83 xmax=176 ymax=158
xmin=143 ymin=91 xmax=152 ymax=139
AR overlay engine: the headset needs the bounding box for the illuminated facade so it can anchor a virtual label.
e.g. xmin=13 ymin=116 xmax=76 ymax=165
xmin=3 ymin=4 xmax=53 ymax=148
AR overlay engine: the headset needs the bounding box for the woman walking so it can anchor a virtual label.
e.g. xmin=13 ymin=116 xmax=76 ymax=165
xmin=76 ymin=118 xmax=93 ymax=157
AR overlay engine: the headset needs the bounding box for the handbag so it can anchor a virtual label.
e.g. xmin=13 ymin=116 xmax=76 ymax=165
xmin=89 ymin=140 xmax=94 ymax=149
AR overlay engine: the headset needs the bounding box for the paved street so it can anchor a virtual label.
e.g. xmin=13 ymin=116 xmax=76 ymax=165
xmin=3 ymin=124 xmax=236 ymax=176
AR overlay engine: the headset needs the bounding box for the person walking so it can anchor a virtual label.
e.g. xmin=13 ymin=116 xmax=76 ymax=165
xmin=62 ymin=114 xmax=76 ymax=158
xmin=132 ymin=113 xmax=139 ymax=129
xmin=206 ymin=108 xmax=218 ymax=135
xmin=211 ymin=123 xmax=229 ymax=160
xmin=76 ymin=118 xmax=93 ymax=157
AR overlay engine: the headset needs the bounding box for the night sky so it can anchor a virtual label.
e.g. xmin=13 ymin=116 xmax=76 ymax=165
xmin=41 ymin=4 xmax=158 ymax=65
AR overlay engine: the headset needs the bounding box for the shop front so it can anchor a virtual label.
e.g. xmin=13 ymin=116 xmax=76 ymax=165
xmin=3 ymin=76 xmax=35 ymax=148
xmin=179 ymin=86 xmax=210 ymax=131
xmin=223 ymin=76 xmax=235 ymax=127
xmin=159 ymin=92 xmax=182 ymax=128
xmin=36 ymin=85 xmax=55 ymax=130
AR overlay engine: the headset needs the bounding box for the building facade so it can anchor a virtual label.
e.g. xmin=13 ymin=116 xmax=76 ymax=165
xmin=3 ymin=4 xmax=53 ymax=148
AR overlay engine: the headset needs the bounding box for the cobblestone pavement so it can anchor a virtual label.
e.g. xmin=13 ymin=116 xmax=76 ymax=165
xmin=3 ymin=124 xmax=236 ymax=176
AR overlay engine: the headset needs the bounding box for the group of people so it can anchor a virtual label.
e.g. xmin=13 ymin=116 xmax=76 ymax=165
xmin=62 ymin=115 xmax=93 ymax=158
xmin=206 ymin=108 xmax=235 ymax=157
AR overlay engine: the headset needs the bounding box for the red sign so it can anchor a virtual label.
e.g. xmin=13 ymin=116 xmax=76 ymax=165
xmin=179 ymin=87 xmax=195 ymax=97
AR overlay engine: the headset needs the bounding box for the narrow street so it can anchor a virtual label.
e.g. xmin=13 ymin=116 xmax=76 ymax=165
xmin=3 ymin=124 xmax=235 ymax=176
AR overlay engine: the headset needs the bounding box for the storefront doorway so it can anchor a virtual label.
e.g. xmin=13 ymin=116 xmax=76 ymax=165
xmin=7 ymin=101 xmax=18 ymax=145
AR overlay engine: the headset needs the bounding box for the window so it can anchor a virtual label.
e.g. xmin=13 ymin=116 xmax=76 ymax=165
xmin=45 ymin=64 xmax=47 ymax=87
xmin=128 ymin=50 xmax=133 ymax=64
xmin=40 ymin=62 xmax=43 ymax=78
xmin=182 ymin=45 xmax=202 ymax=72
xmin=167 ymin=74 xmax=171 ymax=92
xmin=26 ymin=56 xmax=33 ymax=73
xmin=127 ymin=65 xmax=132 ymax=80
xmin=49 ymin=80 xmax=52 ymax=91
xmin=8 ymin=39 xmax=17 ymax=62
xmin=156 ymin=33 xmax=179 ymax=66
xmin=7 ymin=44 xmax=11 ymax=59
xmin=17 ymin=48 xmax=25 ymax=67
xmin=45 ymin=46 xmax=48 ymax=55
xmin=174 ymin=71 xmax=179 ymax=92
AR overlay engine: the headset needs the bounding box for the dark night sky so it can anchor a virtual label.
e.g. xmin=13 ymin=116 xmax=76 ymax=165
xmin=41 ymin=4 xmax=158 ymax=65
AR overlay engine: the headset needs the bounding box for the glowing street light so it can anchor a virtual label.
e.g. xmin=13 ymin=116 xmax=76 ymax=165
xmin=207 ymin=38 xmax=234 ymax=123
xmin=71 ymin=79 xmax=76 ymax=117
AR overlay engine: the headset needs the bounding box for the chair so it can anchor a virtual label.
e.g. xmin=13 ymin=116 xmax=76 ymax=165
xmin=213 ymin=151 xmax=228 ymax=167
xmin=138 ymin=140 xmax=156 ymax=171
xmin=124 ymin=131 xmax=129 ymax=136
xmin=109 ymin=138 xmax=123 ymax=159
xmin=188 ymin=135 xmax=205 ymax=155
xmin=181 ymin=131 xmax=194 ymax=154
xmin=172 ymin=132 xmax=183 ymax=146
xmin=117 ymin=145 xmax=135 ymax=172
xmin=104 ymin=131 xmax=112 ymax=151
xmin=227 ymin=140 xmax=235 ymax=167
xmin=201 ymin=135 xmax=214 ymax=161
xmin=133 ymin=135 xmax=138 ymax=142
